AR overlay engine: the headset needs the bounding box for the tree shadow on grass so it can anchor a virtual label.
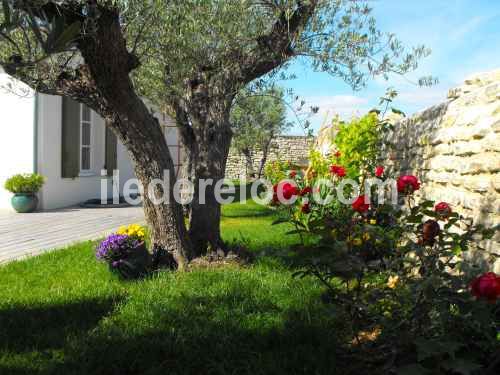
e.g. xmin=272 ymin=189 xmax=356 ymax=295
xmin=0 ymin=297 xmax=123 ymax=354
xmin=55 ymin=294 xmax=343 ymax=375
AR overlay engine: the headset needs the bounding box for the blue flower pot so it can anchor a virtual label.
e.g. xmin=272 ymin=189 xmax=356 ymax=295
xmin=11 ymin=193 xmax=39 ymax=213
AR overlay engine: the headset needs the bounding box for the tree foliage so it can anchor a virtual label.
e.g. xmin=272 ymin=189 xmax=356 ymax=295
xmin=230 ymin=88 xmax=290 ymax=176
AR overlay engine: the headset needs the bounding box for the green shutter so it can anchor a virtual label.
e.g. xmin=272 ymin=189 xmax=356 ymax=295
xmin=105 ymin=125 xmax=117 ymax=176
xmin=61 ymin=97 xmax=80 ymax=178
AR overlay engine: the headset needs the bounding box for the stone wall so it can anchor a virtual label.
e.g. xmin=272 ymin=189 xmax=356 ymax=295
xmin=225 ymin=135 xmax=315 ymax=179
xmin=381 ymin=69 xmax=500 ymax=270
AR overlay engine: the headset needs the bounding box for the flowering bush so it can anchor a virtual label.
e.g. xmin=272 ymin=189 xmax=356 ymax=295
xmin=96 ymin=224 xmax=149 ymax=279
xmin=272 ymin=156 xmax=499 ymax=373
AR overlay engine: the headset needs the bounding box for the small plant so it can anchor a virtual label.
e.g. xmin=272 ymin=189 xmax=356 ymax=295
xmin=263 ymin=160 xmax=292 ymax=185
xmin=116 ymin=224 xmax=146 ymax=242
xmin=4 ymin=173 xmax=45 ymax=194
xmin=96 ymin=224 xmax=149 ymax=279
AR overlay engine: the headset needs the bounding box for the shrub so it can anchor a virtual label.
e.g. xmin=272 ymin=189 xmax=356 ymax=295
xmin=273 ymin=158 xmax=500 ymax=373
xmin=4 ymin=173 xmax=45 ymax=194
xmin=333 ymin=112 xmax=390 ymax=179
xmin=263 ymin=160 xmax=292 ymax=185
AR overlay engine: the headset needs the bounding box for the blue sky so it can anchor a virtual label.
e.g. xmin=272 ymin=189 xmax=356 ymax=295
xmin=283 ymin=0 xmax=500 ymax=135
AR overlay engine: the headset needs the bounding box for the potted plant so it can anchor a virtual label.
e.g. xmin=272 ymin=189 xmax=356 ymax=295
xmin=4 ymin=173 xmax=45 ymax=213
xmin=96 ymin=224 xmax=150 ymax=279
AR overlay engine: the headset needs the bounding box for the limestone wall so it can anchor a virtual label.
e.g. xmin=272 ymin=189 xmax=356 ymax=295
xmin=225 ymin=135 xmax=315 ymax=179
xmin=381 ymin=69 xmax=500 ymax=265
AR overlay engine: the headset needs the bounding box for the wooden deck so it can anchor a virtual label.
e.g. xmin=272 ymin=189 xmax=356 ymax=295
xmin=0 ymin=206 xmax=145 ymax=264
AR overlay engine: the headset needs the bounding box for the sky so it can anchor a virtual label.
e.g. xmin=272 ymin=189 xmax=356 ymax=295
xmin=283 ymin=0 xmax=500 ymax=135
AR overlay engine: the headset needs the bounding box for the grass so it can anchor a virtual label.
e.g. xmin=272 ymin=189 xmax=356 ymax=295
xmin=0 ymin=194 xmax=346 ymax=375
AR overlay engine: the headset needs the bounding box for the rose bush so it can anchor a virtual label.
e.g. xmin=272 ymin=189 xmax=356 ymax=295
xmin=271 ymin=151 xmax=499 ymax=373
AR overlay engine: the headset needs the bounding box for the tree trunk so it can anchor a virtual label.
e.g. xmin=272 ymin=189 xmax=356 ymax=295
xmin=186 ymin=107 xmax=233 ymax=257
xmin=257 ymin=137 xmax=274 ymax=178
xmin=77 ymin=7 xmax=192 ymax=267
xmin=242 ymin=148 xmax=255 ymax=177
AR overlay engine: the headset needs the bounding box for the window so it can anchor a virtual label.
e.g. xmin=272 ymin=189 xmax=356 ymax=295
xmin=80 ymin=104 xmax=92 ymax=173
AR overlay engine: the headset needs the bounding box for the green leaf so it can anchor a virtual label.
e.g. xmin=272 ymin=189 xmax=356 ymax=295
xmin=271 ymin=218 xmax=289 ymax=225
xmin=285 ymin=229 xmax=305 ymax=235
xmin=51 ymin=21 xmax=81 ymax=52
xmin=391 ymin=107 xmax=406 ymax=117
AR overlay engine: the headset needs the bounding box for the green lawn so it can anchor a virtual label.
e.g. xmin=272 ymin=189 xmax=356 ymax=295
xmin=0 ymin=197 xmax=346 ymax=375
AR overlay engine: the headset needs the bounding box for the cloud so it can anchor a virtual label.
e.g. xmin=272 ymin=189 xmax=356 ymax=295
xmin=305 ymin=95 xmax=370 ymax=124
xmin=449 ymin=15 xmax=493 ymax=42
xmin=396 ymin=86 xmax=448 ymax=110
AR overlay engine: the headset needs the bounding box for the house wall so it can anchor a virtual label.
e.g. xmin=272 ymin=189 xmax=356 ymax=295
xmin=36 ymin=94 xmax=112 ymax=210
xmin=0 ymin=74 xmax=35 ymax=210
xmin=36 ymin=94 xmax=182 ymax=210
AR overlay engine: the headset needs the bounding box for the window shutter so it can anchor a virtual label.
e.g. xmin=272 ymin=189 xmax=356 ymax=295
xmin=105 ymin=125 xmax=117 ymax=176
xmin=61 ymin=97 xmax=80 ymax=178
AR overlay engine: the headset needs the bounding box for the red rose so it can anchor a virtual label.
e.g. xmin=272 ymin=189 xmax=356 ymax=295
xmin=289 ymin=170 xmax=297 ymax=178
xmin=301 ymin=202 xmax=310 ymax=213
xmin=471 ymin=272 xmax=500 ymax=302
xmin=435 ymin=202 xmax=452 ymax=218
xmin=300 ymin=186 xmax=312 ymax=196
xmin=273 ymin=182 xmax=298 ymax=202
xmin=421 ymin=219 xmax=440 ymax=246
xmin=397 ymin=175 xmax=420 ymax=194
xmin=375 ymin=166 xmax=384 ymax=178
xmin=330 ymin=165 xmax=346 ymax=178
xmin=352 ymin=195 xmax=370 ymax=213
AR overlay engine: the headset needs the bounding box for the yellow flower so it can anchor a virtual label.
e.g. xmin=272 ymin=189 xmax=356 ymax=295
xmin=116 ymin=224 xmax=146 ymax=241
xmin=352 ymin=238 xmax=362 ymax=246
xmin=116 ymin=226 xmax=127 ymax=235
xmin=387 ymin=275 xmax=399 ymax=289
xmin=362 ymin=232 xmax=371 ymax=241
xmin=370 ymin=219 xmax=377 ymax=225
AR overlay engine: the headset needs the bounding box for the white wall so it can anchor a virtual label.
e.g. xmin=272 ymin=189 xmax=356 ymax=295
xmin=36 ymin=94 xmax=182 ymax=210
xmin=0 ymin=74 xmax=35 ymax=210
xmin=36 ymin=94 xmax=113 ymax=210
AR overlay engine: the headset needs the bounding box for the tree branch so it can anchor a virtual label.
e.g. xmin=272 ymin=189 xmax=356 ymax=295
xmin=238 ymin=0 xmax=319 ymax=84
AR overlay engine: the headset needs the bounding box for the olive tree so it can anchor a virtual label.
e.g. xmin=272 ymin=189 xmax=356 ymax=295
xmin=134 ymin=0 xmax=432 ymax=255
xmin=1 ymin=0 xmax=433 ymax=262
xmin=0 ymin=0 xmax=192 ymax=267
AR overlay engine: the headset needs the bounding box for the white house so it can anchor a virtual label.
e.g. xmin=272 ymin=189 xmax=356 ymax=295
xmin=0 ymin=72 xmax=183 ymax=211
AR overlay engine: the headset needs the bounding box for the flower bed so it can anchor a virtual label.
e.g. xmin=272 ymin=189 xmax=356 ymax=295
xmin=96 ymin=224 xmax=149 ymax=279
xmin=271 ymin=144 xmax=499 ymax=372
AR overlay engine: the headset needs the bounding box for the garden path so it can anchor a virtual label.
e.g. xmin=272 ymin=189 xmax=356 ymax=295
xmin=0 ymin=206 xmax=145 ymax=264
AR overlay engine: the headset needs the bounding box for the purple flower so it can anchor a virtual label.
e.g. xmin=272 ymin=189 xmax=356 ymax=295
xmin=96 ymin=234 xmax=131 ymax=261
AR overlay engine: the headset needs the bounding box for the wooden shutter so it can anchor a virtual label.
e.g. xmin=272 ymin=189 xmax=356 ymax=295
xmin=105 ymin=125 xmax=117 ymax=176
xmin=61 ymin=97 xmax=80 ymax=178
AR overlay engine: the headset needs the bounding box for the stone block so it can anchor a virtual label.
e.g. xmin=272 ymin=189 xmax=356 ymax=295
xmin=463 ymin=175 xmax=494 ymax=193
xmin=460 ymin=153 xmax=500 ymax=175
